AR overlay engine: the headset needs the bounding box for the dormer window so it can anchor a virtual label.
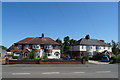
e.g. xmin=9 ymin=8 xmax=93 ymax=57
xmin=18 ymin=45 xmax=22 ymax=49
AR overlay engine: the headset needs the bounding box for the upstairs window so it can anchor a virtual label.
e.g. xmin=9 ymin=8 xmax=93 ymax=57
xmin=32 ymin=45 xmax=40 ymax=49
xmin=44 ymin=45 xmax=53 ymax=49
xmin=104 ymin=46 xmax=105 ymax=49
xmin=96 ymin=46 xmax=101 ymax=49
xmin=25 ymin=44 xmax=29 ymax=49
xmin=55 ymin=45 xmax=59 ymax=49
xmin=18 ymin=45 xmax=22 ymax=49
xmin=82 ymin=46 xmax=84 ymax=49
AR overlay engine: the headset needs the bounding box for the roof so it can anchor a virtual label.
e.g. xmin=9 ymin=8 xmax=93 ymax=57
xmin=15 ymin=37 xmax=59 ymax=45
xmin=73 ymin=38 xmax=111 ymax=46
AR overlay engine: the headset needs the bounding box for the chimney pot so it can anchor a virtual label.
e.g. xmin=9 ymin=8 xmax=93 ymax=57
xmin=42 ymin=33 xmax=44 ymax=38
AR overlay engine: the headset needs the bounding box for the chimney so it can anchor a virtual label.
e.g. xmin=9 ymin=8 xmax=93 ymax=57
xmin=85 ymin=35 xmax=90 ymax=39
xmin=42 ymin=33 xmax=44 ymax=38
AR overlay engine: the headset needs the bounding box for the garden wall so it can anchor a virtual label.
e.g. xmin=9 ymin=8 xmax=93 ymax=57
xmin=40 ymin=60 xmax=85 ymax=64
xmin=7 ymin=60 xmax=85 ymax=64
xmin=8 ymin=60 xmax=39 ymax=64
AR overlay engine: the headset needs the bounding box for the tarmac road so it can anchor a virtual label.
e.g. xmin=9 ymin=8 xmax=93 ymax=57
xmin=2 ymin=63 xmax=118 ymax=78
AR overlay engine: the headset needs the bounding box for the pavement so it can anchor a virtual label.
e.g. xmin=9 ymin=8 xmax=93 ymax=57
xmin=88 ymin=60 xmax=110 ymax=64
xmin=2 ymin=63 xmax=118 ymax=78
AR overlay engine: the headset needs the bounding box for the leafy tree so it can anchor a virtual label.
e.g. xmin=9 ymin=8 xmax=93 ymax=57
xmin=70 ymin=39 xmax=77 ymax=45
xmin=111 ymin=40 xmax=120 ymax=55
xmin=0 ymin=45 xmax=7 ymax=50
xmin=56 ymin=38 xmax=64 ymax=54
xmin=28 ymin=49 xmax=36 ymax=59
xmin=100 ymin=40 xmax=104 ymax=42
xmin=63 ymin=36 xmax=70 ymax=54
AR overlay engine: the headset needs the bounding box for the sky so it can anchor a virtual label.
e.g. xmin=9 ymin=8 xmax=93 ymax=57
xmin=2 ymin=2 xmax=118 ymax=48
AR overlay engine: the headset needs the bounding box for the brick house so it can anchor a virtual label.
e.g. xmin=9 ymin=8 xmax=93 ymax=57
xmin=9 ymin=34 xmax=61 ymax=59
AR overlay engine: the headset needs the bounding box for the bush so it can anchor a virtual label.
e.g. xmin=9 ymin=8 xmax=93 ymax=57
xmin=92 ymin=53 xmax=106 ymax=60
xmin=35 ymin=57 xmax=41 ymax=60
xmin=117 ymin=55 xmax=120 ymax=63
xmin=43 ymin=56 xmax=48 ymax=59
xmin=82 ymin=56 xmax=89 ymax=61
xmin=75 ymin=56 xmax=82 ymax=60
xmin=12 ymin=56 xmax=18 ymax=59
xmin=21 ymin=57 xmax=30 ymax=60
xmin=45 ymin=59 xmax=63 ymax=61
xmin=110 ymin=54 xmax=117 ymax=63
xmin=28 ymin=50 xmax=37 ymax=59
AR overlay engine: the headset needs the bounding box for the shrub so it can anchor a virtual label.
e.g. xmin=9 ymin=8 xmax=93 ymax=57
xmin=12 ymin=56 xmax=18 ymax=59
xmin=110 ymin=54 xmax=117 ymax=63
xmin=21 ymin=57 xmax=30 ymax=60
xmin=117 ymin=55 xmax=120 ymax=63
xmin=35 ymin=57 xmax=41 ymax=60
xmin=43 ymin=56 xmax=48 ymax=59
xmin=28 ymin=49 xmax=36 ymax=59
xmin=82 ymin=56 xmax=89 ymax=61
xmin=75 ymin=56 xmax=82 ymax=60
xmin=92 ymin=53 xmax=106 ymax=60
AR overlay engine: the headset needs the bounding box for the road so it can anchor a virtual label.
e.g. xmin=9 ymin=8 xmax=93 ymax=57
xmin=2 ymin=64 xmax=118 ymax=78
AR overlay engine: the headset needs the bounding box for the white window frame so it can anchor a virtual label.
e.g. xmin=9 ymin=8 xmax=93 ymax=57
xmin=25 ymin=44 xmax=29 ymax=49
xmin=32 ymin=45 xmax=40 ymax=49
xmin=18 ymin=45 xmax=22 ymax=49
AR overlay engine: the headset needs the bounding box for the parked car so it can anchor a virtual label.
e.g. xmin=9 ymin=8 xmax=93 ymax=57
xmin=101 ymin=56 xmax=110 ymax=62
xmin=63 ymin=55 xmax=71 ymax=60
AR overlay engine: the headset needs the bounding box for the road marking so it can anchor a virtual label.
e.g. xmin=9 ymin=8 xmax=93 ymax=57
xmin=96 ymin=71 xmax=111 ymax=73
xmin=73 ymin=72 xmax=85 ymax=74
xmin=12 ymin=73 xmax=31 ymax=75
xmin=42 ymin=72 xmax=60 ymax=74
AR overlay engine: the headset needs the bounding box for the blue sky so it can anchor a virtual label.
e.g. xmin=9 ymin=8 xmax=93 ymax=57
xmin=2 ymin=2 xmax=118 ymax=48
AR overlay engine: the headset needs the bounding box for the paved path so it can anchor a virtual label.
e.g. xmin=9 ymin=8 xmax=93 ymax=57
xmin=88 ymin=60 xmax=110 ymax=64
xmin=2 ymin=64 xmax=118 ymax=78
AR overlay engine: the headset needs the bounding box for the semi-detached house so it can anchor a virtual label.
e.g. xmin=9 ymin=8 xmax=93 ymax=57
xmin=9 ymin=34 xmax=61 ymax=59
xmin=69 ymin=35 xmax=112 ymax=57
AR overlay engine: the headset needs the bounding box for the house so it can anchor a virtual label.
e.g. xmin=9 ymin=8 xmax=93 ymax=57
xmin=69 ymin=35 xmax=112 ymax=57
xmin=9 ymin=34 xmax=61 ymax=59
xmin=0 ymin=47 xmax=7 ymax=58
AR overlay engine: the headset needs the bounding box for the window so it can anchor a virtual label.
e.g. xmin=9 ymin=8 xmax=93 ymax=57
xmin=48 ymin=53 xmax=52 ymax=56
xmin=96 ymin=46 xmax=100 ymax=49
xmin=24 ymin=53 xmax=28 ymax=57
xmin=25 ymin=44 xmax=29 ymax=49
xmin=54 ymin=52 xmax=59 ymax=56
xmin=91 ymin=46 xmax=92 ymax=49
xmin=104 ymin=46 xmax=105 ymax=49
xmin=32 ymin=45 xmax=40 ymax=49
xmin=44 ymin=45 xmax=53 ymax=49
xmin=82 ymin=46 xmax=84 ymax=49
xmin=55 ymin=45 xmax=59 ymax=49
xmin=18 ymin=45 xmax=22 ymax=49
xmin=108 ymin=47 xmax=110 ymax=50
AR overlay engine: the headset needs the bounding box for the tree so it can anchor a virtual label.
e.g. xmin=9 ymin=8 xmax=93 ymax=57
xmin=63 ymin=36 xmax=70 ymax=54
xmin=100 ymin=40 xmax=104 ymax=42
xmin=70 ymin=39 xmax=77 ymax=45
xmin=56 ymin=38 xmax=64 ymax=54
xmin=0 ymin=45 xmax=7 ymax=50
xmin=28 ymin=49 xmax=36 ymax=59
xmin=111 ymin=40 xmax=120 ymax=55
